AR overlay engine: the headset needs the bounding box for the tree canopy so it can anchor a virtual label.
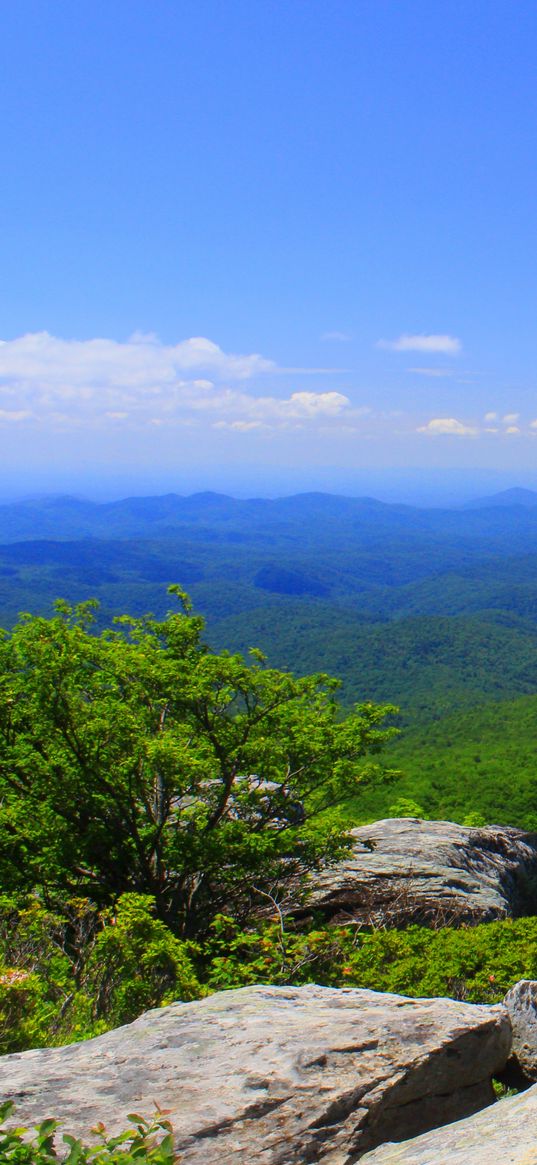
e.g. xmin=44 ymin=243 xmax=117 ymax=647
xmin=0 ymin=589 xmax=397 ymax=937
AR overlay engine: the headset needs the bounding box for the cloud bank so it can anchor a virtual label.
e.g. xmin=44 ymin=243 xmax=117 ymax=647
xmin=2 ymin=332 xmax=536 ymax=456
xmin=0 ymin=332 xmax=351 ymax=432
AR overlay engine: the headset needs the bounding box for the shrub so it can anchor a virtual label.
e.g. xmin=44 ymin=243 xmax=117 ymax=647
xmin=0 ymin=893 xmax=202 ymax=1053
xmin=200 ymin=914 xmax=537 ymax=1004
xmin=0 ymin=1102 xmax=178 ymax=1163
xmin=3 ymin=892 xmax=537 ymax=1054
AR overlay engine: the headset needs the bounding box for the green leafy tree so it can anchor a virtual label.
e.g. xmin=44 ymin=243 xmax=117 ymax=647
xmin=0 ymin=589 xmax=397 ymax=937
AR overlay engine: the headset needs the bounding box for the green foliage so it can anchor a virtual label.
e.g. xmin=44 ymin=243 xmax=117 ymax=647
xmin=341 ymin=691 xmax=537 ymax=830
xmin=0 ymin=894 xmax=202 ymax=1054
xmin=334 ymin=918 xmax=537 ymax=1002
xmin=492 ymin=1080 xmax=519 ymax=1099
xmin=0 ymin=1102 xmax=177 ymax=1163
xmin=85 ymin=893 xmax=201 ymax=1027
xmin=199 ymin=914 xmax=537 ymax=1005
xmin=199 ymin=913 xmax=349 ymax=990
xmin=3 ymin=894 xmax=537 ymax=1053
xmin=212 ymin=606 xmax=537 ymax=722
xmin=387 ymin=797 xmax=427 ymax=819
xmin=0 ymin=593 xmax=396 ymax=939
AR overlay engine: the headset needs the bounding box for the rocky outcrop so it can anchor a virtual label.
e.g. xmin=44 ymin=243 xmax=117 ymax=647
xmin=361 ymin=1082 xmax=537 ymax=1164
xmin=302 ymin=818 xmax=537 ymax=927
xmin=502 ymin=979 xmax=537 ymax=1084
xmin=1 ymin=985 xmax=511 ymax=1163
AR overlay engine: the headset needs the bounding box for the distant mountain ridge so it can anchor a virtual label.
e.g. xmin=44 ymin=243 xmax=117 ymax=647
xmin=463 ymin=487 xmax=537 ymax=509
xmin=0 ymin=490 xmax=412 ymax=543
xmin=4 ymin=487 xmax=537 ymax=545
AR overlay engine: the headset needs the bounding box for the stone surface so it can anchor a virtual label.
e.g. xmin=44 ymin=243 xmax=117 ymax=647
xmin=503 ymin=979 xmax=537 ymax=1084
xmin=360 ymin=1082 xmax=537 ymax=1164
xmin=1 ymin=985 xmax=511 ymax=1163
xmin=302 ymin=817 xmax=537 ymax=927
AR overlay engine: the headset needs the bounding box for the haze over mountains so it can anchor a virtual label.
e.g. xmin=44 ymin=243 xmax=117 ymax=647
xmin=464 ymin=487 xmax=537 ymax=509
xmin=2 ymin=484 xmax=537 ymax=540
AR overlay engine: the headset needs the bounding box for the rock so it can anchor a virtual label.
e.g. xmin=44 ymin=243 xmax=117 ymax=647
xmin=502 ymin=979 xmax=537 ymax=1084
xmin=1 ymin=985 xmax=511 ymax=1163
xmin=302 ymin=818 xmax=537 ymax=927
xmin=360 ymin=1082 xmax=537 ymax=1164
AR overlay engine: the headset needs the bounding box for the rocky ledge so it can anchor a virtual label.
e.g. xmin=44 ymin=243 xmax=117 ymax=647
xmin=302 ymin=817 xmax=537 ymax=926
xmin=1 ymin=984 xmax=511 ymax=1163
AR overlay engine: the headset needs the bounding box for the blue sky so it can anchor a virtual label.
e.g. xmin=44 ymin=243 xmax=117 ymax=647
xmin=2 ymin=0 xmax=537 ymax=500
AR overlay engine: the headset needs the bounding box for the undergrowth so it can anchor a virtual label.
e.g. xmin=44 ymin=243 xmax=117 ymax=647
xmin=0 ymin=1102 xmax=178 ymax=1163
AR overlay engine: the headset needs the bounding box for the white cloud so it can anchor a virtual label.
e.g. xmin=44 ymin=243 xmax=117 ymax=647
xmin=505 ymin=425 xmax=521 ymax=435
xmin=503 ymin=412 xmax=520 ymax=423
xmin=417 ymin=417 xmax=478 ymax=437
xmin=320 ymin=331 xmax=351 ymax=342
xmin=283 ymin=391 xmax=349 ymax=417
xmin=0 ymin=331 xmax=276 ymax=388
xmin=0 ymin=331 xmax=353 ymax=434
xmin=379 ymin=333 xmax=461 ymax=354
xmin=484 ymin=411 xmax=498 ymax=422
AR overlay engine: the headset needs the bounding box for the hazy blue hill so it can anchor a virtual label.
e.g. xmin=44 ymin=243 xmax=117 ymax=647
xmin=463 ymin=487 xmax=537 ymax=509
xmin=0 ymin=496 xmax=98 ymax=542
xmin=6 ymin=527 xmax=537 ymax=631
xmin=4 ymin=489 xmax=537 ymax=560
xmin=2 ymin=489 xmax=537 ymax=621
xmin=0 ymin=491 xmax=367 ymax=542
xmin=254 ymin=564 xmax=330 ymax=597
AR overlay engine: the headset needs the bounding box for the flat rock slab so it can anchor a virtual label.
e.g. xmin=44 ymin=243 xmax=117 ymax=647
xmin=361 ymin=1081 xmax=537 ymax=1164
xmin=1 ymin=985 xmax=511 ymax=1163
xmin=304 ymin=818 xmax=537 ymax=926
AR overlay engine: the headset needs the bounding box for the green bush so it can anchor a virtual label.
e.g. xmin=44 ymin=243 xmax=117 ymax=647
xmin=0 ymin=893 xmax=202 ymax=1053
xmin=84 ymin=893 xmax=202 ymax=1028
xmin=200 ymin=914 xmax=537 ymax=1004
xmin=3 ymin=891 xmax=537 ymax=1054
xmin=0 ymin=1102 xmax=178 ymax=1163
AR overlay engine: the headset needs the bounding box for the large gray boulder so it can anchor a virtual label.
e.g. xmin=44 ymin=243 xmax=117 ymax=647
xmin=1 ymin=985 xmax=511 ymax=1163
xmin=303 ymin=818 xmax=537 ymax=927
xmin=361 ymin=1082 xmax=537 ymax=1164
xmin=503 ymin=979 xmax=537 ymax=1084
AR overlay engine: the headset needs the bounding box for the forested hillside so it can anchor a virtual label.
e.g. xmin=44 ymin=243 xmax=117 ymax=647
xmin=335 ymin=692 xmax=537 ymax=829
xmin=1 ymin=489 xmax=537 ymax=832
